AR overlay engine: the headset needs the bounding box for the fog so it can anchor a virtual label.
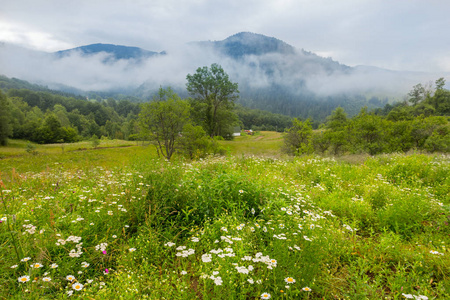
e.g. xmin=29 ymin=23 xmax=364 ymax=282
xmin=0 ymin=41 xmax=447 ymax=100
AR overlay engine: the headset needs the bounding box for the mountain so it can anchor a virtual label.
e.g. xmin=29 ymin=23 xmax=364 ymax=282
xmin=195 ymin=32 xmax=296 ymax=58
xmin=1 ymin=32 xmax=433 ymax=120
xmin=54 ymin=43 xmax=164 ymax=61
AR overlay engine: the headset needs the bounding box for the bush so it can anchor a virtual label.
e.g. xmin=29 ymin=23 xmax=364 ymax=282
xmin=143 ymin=166 xmax=269 ymax=232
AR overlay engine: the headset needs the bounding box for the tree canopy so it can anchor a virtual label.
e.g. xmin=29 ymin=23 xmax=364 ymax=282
xmin=186 ymin=63 xmax=239 ymax=138
xmin=139 ymin=87 xmax=190 ymax=160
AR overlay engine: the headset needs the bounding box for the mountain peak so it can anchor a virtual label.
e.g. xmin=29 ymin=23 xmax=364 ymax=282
xmin=54 ymin=43 xmax=162 ymax=60
xmin=214 ymin=32 xmax=295 ymax=58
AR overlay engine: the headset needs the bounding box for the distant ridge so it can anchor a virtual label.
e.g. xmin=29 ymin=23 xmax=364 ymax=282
xmin=54 ymin=43 xmax=164 ymax=60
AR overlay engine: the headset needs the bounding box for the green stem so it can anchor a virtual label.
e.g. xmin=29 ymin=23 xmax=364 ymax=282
xmin=1 ymin=192 xmax=22 ymax=263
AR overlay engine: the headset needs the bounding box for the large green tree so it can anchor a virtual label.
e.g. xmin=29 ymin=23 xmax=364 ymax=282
xmin=186 ymin=63 xmax=239 ymax=138
xmin=139 ymin=87 xmax=191 ymax=160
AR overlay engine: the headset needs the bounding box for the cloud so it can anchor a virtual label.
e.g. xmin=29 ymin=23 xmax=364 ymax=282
xmin=0 ymin=39 xmax=448 ymax=100
xmin=1 ymin=0 xmax=450 ymax=73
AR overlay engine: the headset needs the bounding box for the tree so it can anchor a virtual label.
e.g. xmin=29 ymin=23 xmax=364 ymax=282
xmin=324 ymin=107 xmax=349 ymax=155
xmin=429 ymin=78 xmax=450 ymax=115
xmin=139 ymin=87 xmax=190 ymax=160
xmin=186 ymin=63 xmax=239 ymax=138
xmin=0 ymin=91 xmax=12 ymax=145
xmin=326 ymin=107 xmax=348 ymax=130
xmin=176 ymin=124 xmax=213 ymax=159
xmin=282 ymin=118 xmax=314 ymax=156
xmin=408 ymin=83 xmax=426 ymax=106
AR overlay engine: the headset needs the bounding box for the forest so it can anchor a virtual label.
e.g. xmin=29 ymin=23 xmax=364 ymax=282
xmin=0 ymin=74 xmax=449 ymax=156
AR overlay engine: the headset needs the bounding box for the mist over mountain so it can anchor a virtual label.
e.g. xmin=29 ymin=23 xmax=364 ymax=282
xmin=0 ymin=32 xmax=445 ymax=119
xmin=54 ymin=43 xmax=165 ymax=61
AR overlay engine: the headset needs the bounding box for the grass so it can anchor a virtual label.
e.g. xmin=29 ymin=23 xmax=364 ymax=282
xmin=220 ymin=131 xmax=283 ymax=156
xmin=0 ymin=136 xmax=449 ymax=299
xmin=0 ymin=139 xmax=136 ymax=158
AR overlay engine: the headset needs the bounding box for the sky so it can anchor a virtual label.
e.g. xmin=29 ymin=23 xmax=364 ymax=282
xmin=1 ymin=0 xmax=450 ymax=72
xmin=0 ymin=0 xmax=449 ymax=95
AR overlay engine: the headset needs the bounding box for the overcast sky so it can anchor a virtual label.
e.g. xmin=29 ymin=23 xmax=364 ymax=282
xmin=1 ymin=0 xmax=450 ymax=73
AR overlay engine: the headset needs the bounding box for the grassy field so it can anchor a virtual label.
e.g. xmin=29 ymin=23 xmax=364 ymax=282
xmin=0 ymin=135 xmax=449 ymax=299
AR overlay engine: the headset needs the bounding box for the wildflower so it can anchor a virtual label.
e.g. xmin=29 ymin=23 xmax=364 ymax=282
xmin=239 ymin=190 xmax=244 ymax=194
xmin=180 ymin=271 xmax=187 ymax=275
xmin=112 ymin=235 xmax=117 ymax=238
xmin=66 ymin=275 xmax=76 ymax=281
xmin=42 ymin=277 xmax=51 ymax=282
xmin=72 ymin=282 xmax=84 ymax=291
xmin=191 ymin=237 xmax=200 ymax=242
xmin=67 ymin=290 xmax=73 ymax=296
xmin=165 ymin=242 xmax=175 ymax=247
xmin=430 ymin=250 xmax=444 ymax=255
xmin=81 ymin=262 xmax=90 ymax=268
xmin=18 ymin=275 xmax=30 ymax=283
xmin=11 ymin=265 xmax=18 ymax=269
xmin=247 ymin=278 xmax=254 ymax=284
xmin=202 ymin=254 xmax=212 ymax=263
xmin=31 ymin=262 xmax=43 ymax=268
xmin=95 ymin=242 xmax=108 ymax=252
xmin=50 ymin=263 xmax=58 ymax=269
xmin=285 ymin=277 xmax=296 ymax=284
xmin=21 ymin=257 xmax=31 ymax=262
xmin=302 ymin=287 xmax=312 ymax=292
xmin=129 ymin=248 xmax=136 ymax=252
xmin=104 ymin=269 xmax=109 ymax=274
xmin=402 ymin=294 xmax=414 ymax=299
xmin=261 ymin=292 xmax=271 ymax=299
xmin=1 ymin=217 xmax=6 ymax=222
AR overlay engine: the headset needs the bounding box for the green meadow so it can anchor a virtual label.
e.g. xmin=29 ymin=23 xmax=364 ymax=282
xmin=0 ymin=135 xmax=449 ymax=299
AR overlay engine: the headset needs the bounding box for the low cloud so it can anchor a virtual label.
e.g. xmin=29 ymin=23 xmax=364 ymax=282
xmin=0 ymin=42 xmax=447 ymax=100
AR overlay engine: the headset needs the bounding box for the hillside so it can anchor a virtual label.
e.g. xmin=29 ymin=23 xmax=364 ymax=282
xmin=0 ymin=32 xmax=435 ymax=119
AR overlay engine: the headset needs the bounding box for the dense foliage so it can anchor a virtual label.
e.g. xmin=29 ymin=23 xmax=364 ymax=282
xmin=0 ymin=75 xmax=295 ymax=146
xmin=186 ymin=63 xmax=240 ymax=138
xmin=284 ymin=79 xmax=450 ymax=156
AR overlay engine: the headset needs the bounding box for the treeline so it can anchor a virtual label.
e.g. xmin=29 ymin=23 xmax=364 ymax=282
xmin=283 ymin=78 xmax=450 ymax=156
xmin=0 ymin=86 xmax=293 ymax=145
xmin=238 ymin=83 xmax=387 ymax=121
xmin=0 ymin=89 xmax=141 ymax=144
xmin=235 ymin=104 xmax=292 ymax=132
